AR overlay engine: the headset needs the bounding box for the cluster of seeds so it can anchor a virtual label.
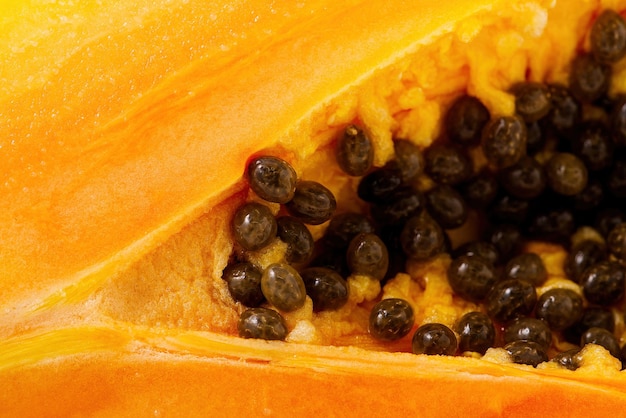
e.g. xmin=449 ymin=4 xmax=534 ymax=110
xmin=223 ymin=9 xmax=626 ymax=368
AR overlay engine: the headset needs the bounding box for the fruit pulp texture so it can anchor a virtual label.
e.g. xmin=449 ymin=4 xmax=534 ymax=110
xmin=90 ymin=1 xmax=626 ymax=362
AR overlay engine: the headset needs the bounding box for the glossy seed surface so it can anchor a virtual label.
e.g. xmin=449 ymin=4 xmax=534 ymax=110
xmin=400 ymin=215 xmax=445 ymax=260
xmin=238 ymin=308 xmax=288 ymax=340
xmin=580 ymin=260 xmax=625 ymax=306
xmin=486 ymin=279 xmax=537 ymax=323
xmin=444 ymin=95 xmax=490 ymax=145
xmin=512 ymin=82 xmax=552 ymax=122
xmin=447 ymin=255 xmax=497 ymax=302
xmin=369 ymin=298 xmax=415 ymax=341
xmin=545 ymin=153 xmax=588 ymax=196
xmin=347 ymin=233 xmax=389 ymax=280
xmin=247 ymin=156 xmax=297 ymax=203
xmin=276 ymin=216 xmax=314 ymax=264
xmin=569 ymin=53 xmax=611 ymax=103
xmin=504 ymin=340 xmax=548 ymax=367
xmin=504 ymin=253 xmax=547 ymax=287
xmin=412 ymin=323 xmax=458 ymax=356
xmin=231 ymin=202 xmax=277 ymax=251
xmin=481 ymin=116 xmax=527 ymax=169
xmin=301 ymin=267 xmax=349 ymax=312
xmin=222 ymin=262 xmax=265 ymax=307
xmin=590 ymin=9 xmax=626 ymax=63
xmin=504 ymin=317 xmax=552 ymax=350
xmin=261 ymin=263 xmax=307 ymax=312
xmin=535 ymin=288 xmax=583 ymax=331
xmin=455 ymin=312 xmax=496 ymax=354
xmin=285 ymin=181 xmax=337 ymax=225
xmin=425 ymin=143 xmax=473 ymax=185
xmin=336 ymin=124 xmax=374 ymax=176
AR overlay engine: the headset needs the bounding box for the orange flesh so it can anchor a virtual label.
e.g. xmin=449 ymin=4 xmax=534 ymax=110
xmin=4 ymin=0 xmax=626 ymax=416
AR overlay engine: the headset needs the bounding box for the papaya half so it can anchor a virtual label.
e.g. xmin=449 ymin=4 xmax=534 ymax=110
xmin=3 ymin=0 xmax=626 ymax=416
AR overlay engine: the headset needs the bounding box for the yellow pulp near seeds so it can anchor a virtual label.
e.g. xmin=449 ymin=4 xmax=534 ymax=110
xmin=90 ymin=0 xmax=626 ymax=368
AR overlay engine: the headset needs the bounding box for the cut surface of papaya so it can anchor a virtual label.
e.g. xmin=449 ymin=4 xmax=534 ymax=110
xmin=3 ymin=0 xmax=626 ymax=416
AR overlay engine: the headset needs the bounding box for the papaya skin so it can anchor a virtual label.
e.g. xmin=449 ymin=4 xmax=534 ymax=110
xmin=3 ymin=0 xmax=626 ymax=417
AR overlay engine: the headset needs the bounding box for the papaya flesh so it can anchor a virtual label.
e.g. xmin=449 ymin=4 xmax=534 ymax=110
xmin=4 ymin=0 xmax=626 ymax=416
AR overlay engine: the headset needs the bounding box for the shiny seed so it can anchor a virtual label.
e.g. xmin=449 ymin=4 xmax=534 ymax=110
xmin=261 ymin=263 xmax=307 ymax=312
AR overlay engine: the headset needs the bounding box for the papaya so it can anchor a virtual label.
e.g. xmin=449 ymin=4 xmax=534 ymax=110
xmin=4 ymin=0 xmax=626 ymax=416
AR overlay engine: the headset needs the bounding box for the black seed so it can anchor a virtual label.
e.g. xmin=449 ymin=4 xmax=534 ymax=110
xmin=444 ymin=95 xmax=491 ymax=145
xmin=607 ymin=160 xmax=626 ymax=198
xmin=504 ymin=317 xmax=552 ymax=350
xmin=486 ymin=223 xmax=522 ymax=261
xmin=610 ymin=96 xmax=626 ymax=147
xmin=504 ymin=340 xmax=548 ymax=367
xmin=564 ymin=239 xmax=607 ymax=282
xmin=222 ymin=262 xmax=265 ymax=307
xmin=276 ymin=216 xmax=314 ymax=265
xmin=370 ymin=186 xmax=425 ymax=226
xmin=504 ymin=253 xmax=547 ymax=287
xmin=481 ymin=115 xmax=527 ymax=169
xmin=546 ymin=84 xmax=582 ymax=136
xmin=455 ymin=312 xmax=496 ymax=355
xmin=447 ymin=255 xmax=498 ymax=302
xmin=608 ymin=223 xmax=626 ymax=260
xmin=486 ymin=279 xmax=537 ymax=323
xmin=489 ymin=194 xmax=530 ymax=225
xmin=369 ymin=298 xmax=415 ymax=341
xmin=499 ymin=156 xmax=546 ymax=199
xmin=231 ymin=202 xmax=277 ymax=251
xmin=552 ymin=348 xmax=581 ymax=371
xmin=309 ymin=249 xmax=350 ymax=278
xmin=571 ymin=178 xmax=605 ymax=212
xmin=571 ymin=121 xmax=614 ymax=171
xmin=261 ymin=263 xmax=307 ymax=312
xmin=461 ymin=169 xmax=499 ymax=209
xmin=357 ymin=167 xmax=404 ymax=203
xmin=400 ymin=214 xmax=446 ymax=260
xmin=394 ymin=139 xmax=425 ymax=181
xmin=512 ymin=82 xmax=552 ymax=123
xmin=425 ymin=184 xmax=468 ymax=229
xmin=300 ymin=267 xmax=349 ymax=312
xmin=425 ymin=143 xmax=473 ymax=185
xmin=595 ymin=207 xmax=626 ymax=237
xmin=238 ymin=308 xmax=288 ymax=340
xmin=580 ymin=260 xmax=625 ymax=306
xmin=580 ymin=327 xmax=622 ymax=360
xmin=336 ymin=124 xmax=374 ymax=176
xmin=346 ymin=233 xmax=389 ymax=280
xmin=527 ymin=207 xmax=576 ymax=245
xmin=535 ymin=288 xmax=584 ymax=331
xmin=453 ymin=241 xmax=500 ymax=266
xmin=564 ymin=306 xmax=615 ymax=345
xmin=285 ymin=180 xmax=337 ymax=225
xmin=545 ymin=153 xmax=588 ymax=196
xmin=412 ymin=323 xmax=458 ymax=356
xmin=525 ymin=121 xmax=546 ymax=155
xmin=569 ymin=53 xmax=611 ymax=103
xmin=247 ymin=156 xmax=297 ymax=204
xmin=590 ymin=9 xmax=626 ymax=63
xmin=323 ymin=212 xmax=376 ymax=250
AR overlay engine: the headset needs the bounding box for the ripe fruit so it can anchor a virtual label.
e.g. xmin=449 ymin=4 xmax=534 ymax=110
xmin=5 ymin=1 xmax=626 ymax=417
